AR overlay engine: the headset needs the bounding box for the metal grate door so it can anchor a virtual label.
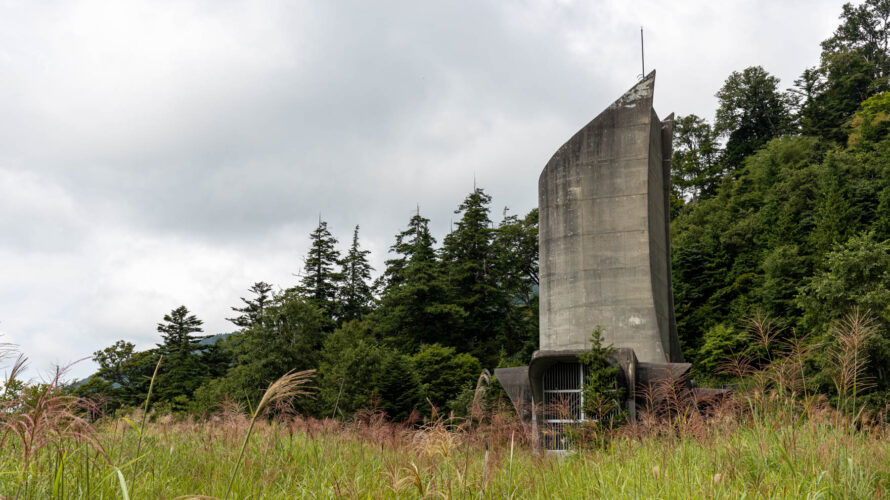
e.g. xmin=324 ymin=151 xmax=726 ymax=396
xmin=541 ymin=362 xmax=587 ymax=451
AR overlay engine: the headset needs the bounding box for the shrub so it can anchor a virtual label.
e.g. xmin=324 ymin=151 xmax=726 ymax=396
xmin=578 ymin=328 xmax=625 ymax=430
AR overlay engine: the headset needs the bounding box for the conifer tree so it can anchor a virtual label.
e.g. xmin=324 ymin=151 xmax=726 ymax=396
xmin=154 ymin=305 xmax=205 ymax=409
xmin=338 ymin=225 xmax=375 ymax=322
xmin=441 ymin=188 xmax=504 ymax=364
xmin=157 ymin=305 xmax=204 ymax=353
xmin=381 ymin=209 xmax=437 ymax=290
xmin=227 ymin=281 xmax=273 ymax=328
xmin=492 ymin=207 xmax=540 ymax=361
xmin=297 ymin=219 xmax=342 ymax=324
xmin=375 ymin=210 xmax=465 ymax=350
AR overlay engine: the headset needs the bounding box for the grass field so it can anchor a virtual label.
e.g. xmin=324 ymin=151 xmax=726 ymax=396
xmin=4 ymin=312 xmax=890 ymax=499
xmin=1 ymin=393 xmax=889 ymax=499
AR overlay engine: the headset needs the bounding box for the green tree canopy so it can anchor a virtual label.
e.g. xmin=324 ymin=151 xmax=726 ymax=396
xmin=316 ymin=320 xmax=390 ymax=418
xmin=491 ymin=207 xmax=540 ymax=363
xmin=671 ymin=114 xmax=722 ymax=201
xmin=411 ymin=343 xmax=481 ymax=414
xmin=154 ymin=306 xmax=207 ymax=410
xmin=715 ymin=66 xmax=792 ymax=170
xmin=157 ymin=305 xmax=203 ymax=353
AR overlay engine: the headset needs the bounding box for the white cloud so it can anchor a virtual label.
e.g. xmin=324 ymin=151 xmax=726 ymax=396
xmin=0 ymin=0 xmax=845 ymax=380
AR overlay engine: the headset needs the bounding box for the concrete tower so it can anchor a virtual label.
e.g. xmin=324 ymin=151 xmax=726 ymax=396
xmin=538 ymin=70 xmax=682 ymax=364
xmin=495 ymin=73 xmax=699 ymax=448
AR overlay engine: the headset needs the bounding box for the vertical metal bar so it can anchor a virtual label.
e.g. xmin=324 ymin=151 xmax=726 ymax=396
xmin=579 ymin=362 xmax=585 ymax=421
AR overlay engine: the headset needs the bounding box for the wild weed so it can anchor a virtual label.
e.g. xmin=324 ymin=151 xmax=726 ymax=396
xmin=223 ymin=368 xmax=315 ymax=500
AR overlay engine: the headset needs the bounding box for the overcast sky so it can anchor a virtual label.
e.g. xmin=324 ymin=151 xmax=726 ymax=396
xmin=1 ymin=0 xmax=844 ymax=381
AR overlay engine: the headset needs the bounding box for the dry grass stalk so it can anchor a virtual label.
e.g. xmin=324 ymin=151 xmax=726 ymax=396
xmin=780 ymin=331 xmax=816 ymax=398
xmin=255 ymin=369 xmax=315 ymax=417
xmin=719 ymin=352 xmax=755 ymax=380
xmin=745 ymin=310 xmax=781 ymax=362
xmin=829 ymin=308 xmax=876 ymax=419
xmin=224 ymin=369 xmax=315 ymax=500
xmin=0 ymin=363 xmax=108 ymax=477
xmin=469 ymin=369 xmax=491 ymax=424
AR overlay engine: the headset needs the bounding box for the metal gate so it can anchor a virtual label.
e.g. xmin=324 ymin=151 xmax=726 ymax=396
xmin=541 ymin=362 xmax=587 ymax=451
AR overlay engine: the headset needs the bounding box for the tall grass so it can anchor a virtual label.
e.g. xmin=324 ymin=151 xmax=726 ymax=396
xmin=224 ymin=368 xmax=314 ymax=499
xmin=1 ymin=312 xmax=890 ymax=498
xmin=0 ymin=402 xmax=887 ymax=498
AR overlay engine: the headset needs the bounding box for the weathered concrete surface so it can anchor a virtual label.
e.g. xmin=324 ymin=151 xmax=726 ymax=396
xmin=493 ymin=366 xmax=533 ymax=422
xmin=538 ymin=71 xmax=683 ymax=363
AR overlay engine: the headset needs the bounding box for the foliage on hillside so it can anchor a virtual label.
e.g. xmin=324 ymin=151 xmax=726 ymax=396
xmin=669 ymin=0 xmax=890 ymax=405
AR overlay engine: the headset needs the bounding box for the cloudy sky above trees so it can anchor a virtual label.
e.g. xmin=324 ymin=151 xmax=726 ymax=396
xmin=1 ymin=0 xmax=841 ymax=380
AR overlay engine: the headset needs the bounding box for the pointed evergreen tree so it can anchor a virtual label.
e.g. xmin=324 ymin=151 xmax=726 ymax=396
xmin=296 ymin=218 xmax=343 ymax=325
xmin=381 ymin=208 xmax=438 ymax=291
xmin=440 ymin=187 xmax=504 ymax=365
xmin=227 ymin=281 xmax=273 ymax=328
xmin=338 ymin=225 xmax=375 ymax=322
xmin=375 ymin=210 xmax=465 ymax=350
xmin=154 ymin=305 xmax=205 ymax=410
xmin=157 ymin=305 xmax=204 ymax=353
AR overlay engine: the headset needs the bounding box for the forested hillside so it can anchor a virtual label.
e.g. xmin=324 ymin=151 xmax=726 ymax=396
xmin=670 ymin=0 xmax=890 ymax=406
xmin=70 ymin=0 xmax=890 ymax=416
xmin=74 ymin=192 xmax=538 ymax=418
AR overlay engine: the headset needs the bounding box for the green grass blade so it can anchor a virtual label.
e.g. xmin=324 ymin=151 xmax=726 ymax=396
xmin=114 ymin=467 xmax=131 ymax=500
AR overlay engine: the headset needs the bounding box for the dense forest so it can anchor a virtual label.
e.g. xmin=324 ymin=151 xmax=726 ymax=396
xmin=70 ymin=0 xmax=890 ymax=416
xmin=73 ymin=193 xmax=539 ymax=418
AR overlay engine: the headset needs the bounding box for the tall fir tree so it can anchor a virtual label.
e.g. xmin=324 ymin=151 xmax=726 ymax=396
xmin=440 ymin=187 xmax=504 ymax=366
xmin=338 ymin=225 xmax=375 ymax=322
xmin=375 ymin=210 xmax=465 ymax=351
xmin=154 ymin=305 xmax=206 ymax=410
xmin=296 ymin=218 xmax=342 ymax=325
xmin=157 ymin=305 xmax=204 ymax=353
xmin=381 ymin=208 xmax=437 ymax=291
xmin=227 ymin=281 xmax=273 ymax=328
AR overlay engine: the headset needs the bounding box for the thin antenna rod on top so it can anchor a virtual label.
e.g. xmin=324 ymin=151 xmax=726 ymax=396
xmin=640 ymin=27 xmax=645 ymax=78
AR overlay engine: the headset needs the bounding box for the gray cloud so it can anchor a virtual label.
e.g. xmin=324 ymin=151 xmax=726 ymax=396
xmin=0 ymin=0 xmax=844 ymax=379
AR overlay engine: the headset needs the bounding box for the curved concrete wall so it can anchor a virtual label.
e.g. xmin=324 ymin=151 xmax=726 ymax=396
xmin=538 ymin=71 xmax=683 ymax=363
